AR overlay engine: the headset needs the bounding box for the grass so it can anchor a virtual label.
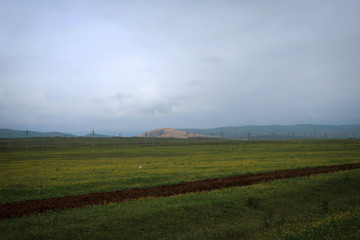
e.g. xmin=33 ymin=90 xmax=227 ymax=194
xmin=1 ymin=139 xmax=359 ymax=203
xmin=0 ymin=138 xmax=359 ymax=239
xmin=1 ymin=168 xmax=359 ymax=239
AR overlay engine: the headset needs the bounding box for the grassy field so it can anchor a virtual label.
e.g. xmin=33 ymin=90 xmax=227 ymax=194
xmin=1 ymin=138 xmax=360 ymax=239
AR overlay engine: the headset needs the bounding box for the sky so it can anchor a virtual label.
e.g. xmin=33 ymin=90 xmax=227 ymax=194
xmin=1 ymin=0 xmax=360 ymax=136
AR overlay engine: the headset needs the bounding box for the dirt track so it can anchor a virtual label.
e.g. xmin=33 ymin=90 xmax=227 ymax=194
xmin=1 ymin=163 xmax=359 ymax=220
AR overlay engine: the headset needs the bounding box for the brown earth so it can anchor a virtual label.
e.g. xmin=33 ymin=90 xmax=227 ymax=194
xmin=1 ymin=163 xmax=359 ymax=220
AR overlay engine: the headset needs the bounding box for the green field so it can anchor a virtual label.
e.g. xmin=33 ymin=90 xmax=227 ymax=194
xmin=1 ymin=138 xmax=360 ymax=239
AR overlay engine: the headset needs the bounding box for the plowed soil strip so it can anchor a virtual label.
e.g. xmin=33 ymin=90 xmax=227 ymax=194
xmin=1 ymin=163 xmax=360 ymax=220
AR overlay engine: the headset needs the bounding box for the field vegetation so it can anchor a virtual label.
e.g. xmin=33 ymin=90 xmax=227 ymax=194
xmin=0 ymin=138 xmax=359 ymax=239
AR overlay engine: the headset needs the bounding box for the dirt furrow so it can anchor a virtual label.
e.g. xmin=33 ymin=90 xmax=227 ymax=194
xmin=1 ymin=163 xmax=359 ymax=220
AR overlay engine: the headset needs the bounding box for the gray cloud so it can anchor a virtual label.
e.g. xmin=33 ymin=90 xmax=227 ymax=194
xmin=1 ymin=0 xmax=360 ymax=134
xmin=140 ymin=102 xmax=175 ymax=115
xmin=202 ymin=57 xmax=224 ymax=63
xmin=188 ymin=79 xmax=203 ymax=86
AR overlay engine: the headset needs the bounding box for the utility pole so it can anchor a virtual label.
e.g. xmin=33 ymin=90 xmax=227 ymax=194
xmin=26 ymin=129 xmax=29 ymax=151
xmin=117 ymin=133 xmax=121 ymax=147
xmin=145 ymin=132 xmax=148 ymax=146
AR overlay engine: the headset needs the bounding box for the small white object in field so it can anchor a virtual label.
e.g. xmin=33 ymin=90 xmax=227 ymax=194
xmin=139 ymin=165 xmax=142 ymax=169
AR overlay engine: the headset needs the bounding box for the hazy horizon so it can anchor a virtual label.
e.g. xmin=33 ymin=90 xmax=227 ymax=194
xmin=1 ymin=0 xmax=360 ymax=134
xmin=2 ymin=123 xmax=360 ymax=138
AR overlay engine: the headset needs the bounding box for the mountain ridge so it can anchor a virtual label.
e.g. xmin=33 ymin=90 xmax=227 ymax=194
xmin=180 ymin=124 xmax=360 ymax=139
xmin=1 ymin=124 xmax=359 ymax=139
xmin=0 ymin=129 xmax=111 ymax=138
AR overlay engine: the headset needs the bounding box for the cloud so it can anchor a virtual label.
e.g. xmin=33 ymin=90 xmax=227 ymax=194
xmin=140 ymin=102 xmax=175 ymax=115
xmin=188 ymin=79 xmax=202 ymax=86
xmin=202 ymin=56 xmax=224 ymax=63
xmin=1 ymin=0 xmax=360 ymax=133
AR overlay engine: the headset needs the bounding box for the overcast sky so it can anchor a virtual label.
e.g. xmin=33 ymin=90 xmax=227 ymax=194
xmin=1 ymin=0 xmax=360 ymax=135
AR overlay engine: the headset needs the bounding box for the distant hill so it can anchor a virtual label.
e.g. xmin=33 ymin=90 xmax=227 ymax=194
xmin=0 ymin=129 xmax=75 ymax=138
xmin=2 ymin=125 xmax=359 ymax=139
xmin=0 ymin=129 xmax=112 ymax=138
xmin=138 ymin=128 xmax=214 ymax=139
xmin=180 ymin=124 xmax=360 ymax=140
xmin=82 ymin=132 xmax=112 ymax=138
